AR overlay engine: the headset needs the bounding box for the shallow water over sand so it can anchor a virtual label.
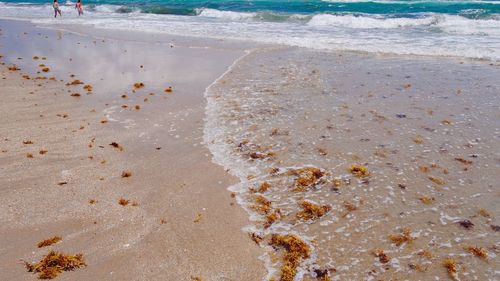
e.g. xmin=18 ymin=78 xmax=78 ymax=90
xmin=205 ymin=48 xmax=500 ymax=280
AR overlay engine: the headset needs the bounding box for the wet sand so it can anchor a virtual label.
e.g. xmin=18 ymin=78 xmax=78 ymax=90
xmin=0 ymin=20 xmax=265 ymax=280
xmin=205 ymin=48 xmax=500 ymax=280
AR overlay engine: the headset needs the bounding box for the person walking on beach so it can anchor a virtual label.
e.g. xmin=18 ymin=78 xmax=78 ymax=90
xmin=53 ymin=0 xmax=62 ymax=18
xmin=75 ymin=0 xmax=83 ymax=16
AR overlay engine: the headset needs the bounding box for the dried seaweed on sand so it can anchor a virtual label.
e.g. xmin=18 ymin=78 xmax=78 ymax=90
xmin=109 ymin=142 xmax=123 ymax=151
xmin=118 ymin=198 xmax=129 ymax=206
xmin=442 ymin=258 xmax=458 ymax=280
xmin=348 ymin=165 xmax=369 ymax=178
xmin=465 ymin=246 xmax=488 ymax=259
xmin=389 ymin=228 xmax=414 ymax=246
xmin=133 ymin=82 xmax=145 ymax=89
xmin=372 ymin=249 xmax=390 ymax=264
xmin=37 ymin=236 xmax=62 ymax=248
xmin=24 ymin=251 xmax=86 ymax=279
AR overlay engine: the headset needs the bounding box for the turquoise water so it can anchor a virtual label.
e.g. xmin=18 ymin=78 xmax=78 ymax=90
xmin=1 ymin=0 xmax=499 ymax=18
xmin=0 ymin=0 xmax=499 ymax=60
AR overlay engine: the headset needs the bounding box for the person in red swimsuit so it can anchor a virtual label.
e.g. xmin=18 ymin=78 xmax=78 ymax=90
xmin=75 ymin=0 xmax=83 ymax=16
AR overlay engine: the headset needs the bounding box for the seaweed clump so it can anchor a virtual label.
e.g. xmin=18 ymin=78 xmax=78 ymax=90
xmin=419 ymin=195 xmax=435 ymax=204
xmin=348 ymin=165 xmax=369 ymax=178
xmin=372 ymin=249 xmax=390 ymax=264
xmin=389 ymin=228 xmax=414 ymax=246
xmin=250 ymin=181 xmax=271 ymax=193
xmin=8 ymin=65 xmax=20 ymax=71
xmin=270 ymin=234 xmax=310 ymax=281
xmin=37 ymin=236 xmax=62 ymax=248
xmin=428 ymin=176 xmax=445 ymax=185
xmin=289 ymin=167 xmax=324 ymax=191
xmin=24 ymin=251 xmax=86 ymax=279
xmin=83 ymin=85 xmax=93 ymax=92
xmin=133 ymin=82 xmax=145 ymax=89
xmin=465 ymin=246 xmax=488 ymax=259
xmin=109 ymin=142 xmax=123 ymax=151
xmin=66 ymin=80 xmax=83 ymax=85
xmin=457 ymin=219 xmax=474 ymax=230
xmin=442 ymin=258 xmax=458 ymax=280
xmin=296 ymin=200 xmax=331 ymax=221
xmin=118 ymin=198 xmax=129 ymax=206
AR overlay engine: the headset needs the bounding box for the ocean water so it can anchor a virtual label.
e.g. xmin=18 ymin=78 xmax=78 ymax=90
xmin=0 ymin=0 xmax=499 ymax=61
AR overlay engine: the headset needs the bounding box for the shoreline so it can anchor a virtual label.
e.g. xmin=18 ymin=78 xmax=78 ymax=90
xmin=2 ymin=15 xmax=500 ymax=66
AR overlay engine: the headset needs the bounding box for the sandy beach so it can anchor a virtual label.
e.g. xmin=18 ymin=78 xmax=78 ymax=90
xmin=1 ymin=15 xmax=499 ymax=281
xmin=0 ymin=19 xmax=265 ymax=280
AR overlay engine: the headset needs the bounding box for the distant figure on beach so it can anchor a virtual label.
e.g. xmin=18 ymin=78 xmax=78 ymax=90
xmin=53 ymin=0 xmax=62 ymax=18
xmin=75 ymin=0 xmax=83 ymax=16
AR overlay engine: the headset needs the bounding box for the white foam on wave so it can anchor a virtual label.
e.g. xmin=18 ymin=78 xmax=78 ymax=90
xmin=197 ymin=8 xmax=256 ymax=20
xmin=0 ymin=3 xmax=499 ymax=61
xmin=438 ymin=14 xmax=500 ymax=36
xmin=307 ymin=13 xmax=440 ymax=28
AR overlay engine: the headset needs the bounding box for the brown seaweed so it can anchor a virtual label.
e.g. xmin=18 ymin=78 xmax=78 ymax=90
xmin=296 ymin=200 xmax=331 ymax=221
xmin=133 ymin=82 xmax=145 ymax=89
xmin=66 ymin=80 xmax=83 ymax=85
xmin=82 ymin=85 xmax=93 ymax=92
xmin=457 ymin=220 xmax=474 ymax=229
xmin=37 ymin=236 xmax=62 ymax=248
xmin=24 ymin=251 xmax=86 ymax=279
xmin=109 ymin=142 xmax=123 ymax=151
xmin=442 ymin=258 xmax=458 ymax=281
xmin=372 ymin=249 xmax=390 ymax=264
xmin=289 ymin=167 xmax=324 ymax=191
xmin=193 ymin=213 xmax=202 ymax=223
xmin=428 ymin=176 xmax=445 ymax=185
xmin=269 ymin=234 xmax=310 ymax=281
xmin=349 ymin=165 xmax=369 ymax=178
xmin=419 ymin=195 xmax=435 ymax=204
xmin=389 ymin=228 xmax=414 ymax=246
xmin=465 ymin=246 xmax=488 ymax=259
xmin=118 ymin=198 xmax=129 ymax=206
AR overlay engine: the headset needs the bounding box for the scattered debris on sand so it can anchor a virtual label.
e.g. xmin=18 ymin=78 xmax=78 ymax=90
xmin=194 ymin=213 xmax=202 ymax=223
xmin=457 ymin=219 xmax=474 ymax=230
xmin=109 ymin=142 xmax=123 ymax=151
xmin=118 ymin=198 xmax=130 ymax=206
xmin=133 ymin=82 xmax=145 ymax=89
